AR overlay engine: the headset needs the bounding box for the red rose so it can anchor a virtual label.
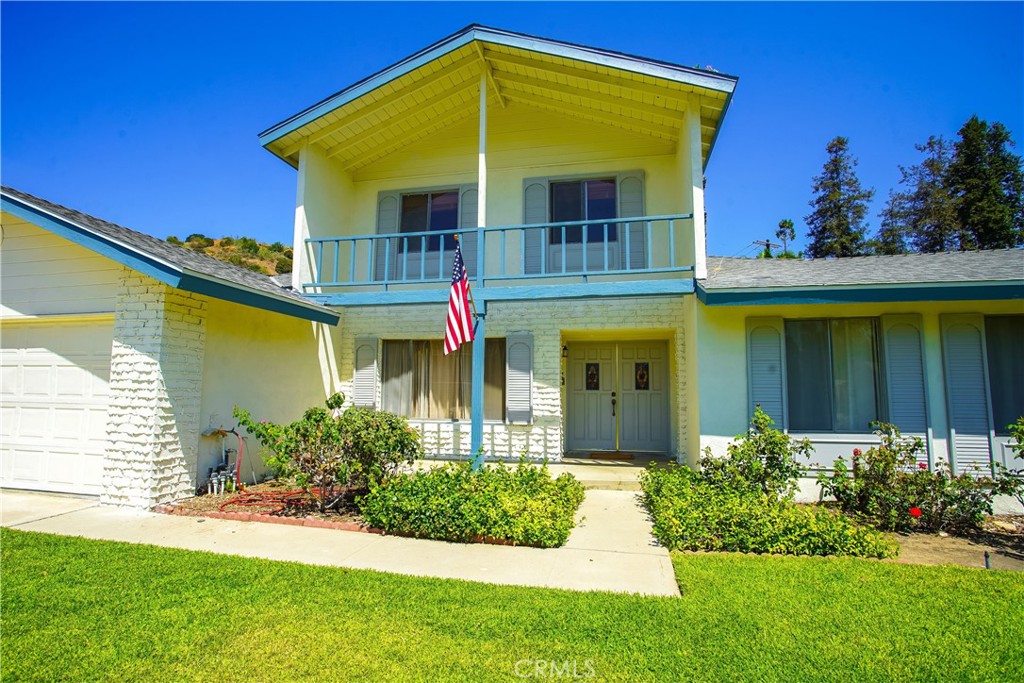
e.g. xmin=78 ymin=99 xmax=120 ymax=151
xmin=852 ymin=448 xmax=862 ymax=457
xmin=918 ymin=463 xmax=927 ymax=470
xmin=909 ymin=507 xmax=922 ymax=518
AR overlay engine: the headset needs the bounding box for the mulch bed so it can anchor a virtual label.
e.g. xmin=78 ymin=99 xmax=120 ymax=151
xmin=156 ymin=481 xmax=373 ymax=532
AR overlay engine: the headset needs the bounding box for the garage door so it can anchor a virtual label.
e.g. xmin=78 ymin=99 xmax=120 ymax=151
xmin=1 ymin=321 xmax=113 ymax=495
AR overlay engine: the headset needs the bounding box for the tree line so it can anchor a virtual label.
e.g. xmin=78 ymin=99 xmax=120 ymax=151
xmin=773 ymin=115 xmax=1023 ymax=258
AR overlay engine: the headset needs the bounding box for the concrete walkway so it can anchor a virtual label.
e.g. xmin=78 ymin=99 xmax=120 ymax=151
xmin=1 ymin=488 xmax=678 ymax=597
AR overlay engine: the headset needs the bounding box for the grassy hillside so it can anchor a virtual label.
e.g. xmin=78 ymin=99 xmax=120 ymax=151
xmin=167 ymin=233 xmax=292 ymax=276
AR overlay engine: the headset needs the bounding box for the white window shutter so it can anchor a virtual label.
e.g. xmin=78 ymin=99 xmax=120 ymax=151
xmin=353 ymin=337 xmax=378 ymax=409
xmin=506 ymin=332 xmax=533 ymax=424
xmin=940 ymin=314 xmax=993 ymax=475
xmin=374 ymin=192 xmax=401 ymax=282
xmin=617 ymin=171 xmax=646 ymax=270
xmin=746 ymin=317 xmax=786 ymax=428
xmin=522 ymin=178 xmax=548 ymax=275
xmin=459 ymin=184 xmax=479 ymax=277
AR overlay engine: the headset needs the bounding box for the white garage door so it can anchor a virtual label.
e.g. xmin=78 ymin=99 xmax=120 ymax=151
xmin=1 ymin=321 xmax=113 ymax=495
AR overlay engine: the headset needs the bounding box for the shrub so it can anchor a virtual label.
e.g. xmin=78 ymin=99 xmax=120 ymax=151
xmin=233 ymin=393 xmax=423 ymax=512
xmin=219 ymin=236 xmax=235 ymax=247
xmin=238 ymin=236 xmax=260 ymax=255
xmin=640 ymin=465 xmax=895 ymax=559
xmin=275 ymin=256 xmax=293 ymax=274
xmin=700 ymin=405 xmax=811 ymax=499
xmin=226 ymin=253 xmax=245 ymax=266
xmin=269 ymin=241 xmax=286 ymax=253
xmin=819 ymin=422 xmax=1019 ymax=533
xmin=358 ymin=461 xmax=586 ymax=547
xmin=244 ymin=262 xmax=268 ymax=274
xmin=337 ymin=408 xmax=423 ymax=488
xmin=166 ymin=235 xmax=182 ymax=245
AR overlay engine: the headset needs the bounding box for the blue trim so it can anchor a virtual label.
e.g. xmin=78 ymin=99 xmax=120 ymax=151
xmin=471 ymin=310 xmax=487 ymax=469
xmin=705 ymin=85 xmax=736 ymax=171
xmin=259 ymin=26 xmax=737 ymax=149
xmin=309 ymin=279 xmax=694 ymax=307
xmin=2 ymin=196 xmax=183 ymax=287
xmin=2 ymin=193 xmax=339 ymax=326
xmin=178 ymin=275 xmax=339 ymax=325
xmin=696 ymin=282 xmax=1024 ymax=306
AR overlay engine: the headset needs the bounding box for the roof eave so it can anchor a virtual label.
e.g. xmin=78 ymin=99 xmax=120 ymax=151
xmin=696 ymin=280 xmax=1024 ymax=306
xmin=258 ymin=25 xmax=738 ymax=155
xmin=0 ymin=193 xmax=339 ymax=326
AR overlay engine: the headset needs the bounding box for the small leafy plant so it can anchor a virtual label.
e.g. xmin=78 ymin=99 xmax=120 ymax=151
xmin=700 ymin=405 xmax=812 ymax=499
xmin=358 ymin=460 xmax=585 ymax=547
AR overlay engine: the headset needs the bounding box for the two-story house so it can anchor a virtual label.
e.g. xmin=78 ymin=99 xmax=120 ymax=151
xmin=2 ymin=25 xmax=1021 ymax=508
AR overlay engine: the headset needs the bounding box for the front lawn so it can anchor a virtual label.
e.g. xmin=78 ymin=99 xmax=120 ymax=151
xmin=3 ymin=530 xmax=1022 ymax=681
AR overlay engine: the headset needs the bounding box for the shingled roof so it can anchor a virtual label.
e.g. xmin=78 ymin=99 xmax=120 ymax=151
xmin=699 ymin=250 xmax=1023 ymax=304
xmin=1 ymin=186 xmax=339 ymax=324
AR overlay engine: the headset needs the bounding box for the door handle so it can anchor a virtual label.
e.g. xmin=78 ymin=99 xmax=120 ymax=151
xmin=611 ymin=392 xmax=616 ymax=417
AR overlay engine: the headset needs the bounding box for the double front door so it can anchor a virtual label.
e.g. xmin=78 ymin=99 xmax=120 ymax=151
xmin=566 ymin=341 xmax=669 ymax=453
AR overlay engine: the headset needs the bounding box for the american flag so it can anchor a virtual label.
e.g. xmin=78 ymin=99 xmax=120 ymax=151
xmin=443 ymin=238 xmax=475 ymax=355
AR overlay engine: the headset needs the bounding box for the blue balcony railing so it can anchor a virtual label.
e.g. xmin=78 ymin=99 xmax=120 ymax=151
xmin=303 ymin=214 xmax=693 ymax=291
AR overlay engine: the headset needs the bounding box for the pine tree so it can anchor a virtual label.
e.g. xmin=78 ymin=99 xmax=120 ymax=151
xmin=946 ymin=116 xmax=1024 ymax=249
xmin=875 ymin=136 xmax=959 ymax=253
xmin=805 ymin=137 xmax=874 ymax=258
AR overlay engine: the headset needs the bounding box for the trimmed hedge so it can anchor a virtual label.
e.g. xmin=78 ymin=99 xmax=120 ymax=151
xmin=641 ymin=465 xmax=897 ymax=559
xmin=358 ymin=461 xmax=585 ymax=548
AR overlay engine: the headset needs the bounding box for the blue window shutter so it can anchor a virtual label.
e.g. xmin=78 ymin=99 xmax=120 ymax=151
xmin=506 ymin=332 xmax=533 ymax=424
xmin=522 ymin=178 xmax=548 ymax=275
xmin=617 ymin=171 xmax=646 ymax=270
xmin=746 ymin=318 xmax=786 ymax=428
xmin=353 ymin=337 xmax=378 ymax=408
xmin=459 ymin=184 xmax=479 ymax=278
xmin=882 ymin=314 xmax=928 ymax=429
xmin=941 ymin=315 xmax=993 ymax=475
xmin=374 ymin=192 xmax=400 ymax=281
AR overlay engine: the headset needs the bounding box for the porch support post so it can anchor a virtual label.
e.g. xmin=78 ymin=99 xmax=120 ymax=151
xmin=477 ymin=72 xmax=488 ymax=229
xmin=470 ymin=72 xmax=489 ymax=471
xmin=471 ymin=304 xmax=487 ymax=470
xmin=686 ymin=104 xmax=707 ymax=280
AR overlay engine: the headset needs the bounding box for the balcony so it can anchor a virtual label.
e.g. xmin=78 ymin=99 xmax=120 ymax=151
xmin=303 ymin=214 xmax=695 ymax=306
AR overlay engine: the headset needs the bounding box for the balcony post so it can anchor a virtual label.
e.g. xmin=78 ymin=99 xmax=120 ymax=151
xmin=477 ymin=72 xmax=487 ymax=229
xmin=685 ymin=105 xmax=707 ymax=280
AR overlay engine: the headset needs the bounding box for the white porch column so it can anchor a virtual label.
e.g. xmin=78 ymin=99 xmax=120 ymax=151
xmin=477 ymin=73 xmax=488 ymax=229
xmin=685 ymin=107 xmax=707 ymax=281
xmin=291 ymin=144 xmax=309 ymax=292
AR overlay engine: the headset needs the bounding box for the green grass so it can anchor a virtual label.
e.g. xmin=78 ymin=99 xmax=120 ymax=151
xmin=2 ymin=529 xmax=1022 ymax=682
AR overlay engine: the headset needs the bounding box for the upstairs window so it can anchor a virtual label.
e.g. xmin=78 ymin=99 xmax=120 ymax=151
xmin=549 ymin=178 xmax=617 ymax=244
xmin=400 ymin=190 xmax=459 ymax=252
xmin=784 ymin=318 xmax=888 ymax=432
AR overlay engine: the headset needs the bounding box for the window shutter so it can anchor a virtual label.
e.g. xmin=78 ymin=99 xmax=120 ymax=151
xmin=506 ymin=332 xmax=533 ymax=424
xmin=522 ymin=178 xmax=548 ymax=274
xmin=353 ymin=337 xmax=378 ymax=408
xmin=374 ymin=192 xmax=401 ymax=281
xmin=459 ymin=184 xmax=479 ymax=277
xmin=940 ymin=314 xmax=993 ymax=475
xmin=617 ymin=171 xmax=646 ymax=270
xmin=881 ymin=314 xmax=928 ymax=436
xmin=746 ymin=318 xmax=786 ymax=428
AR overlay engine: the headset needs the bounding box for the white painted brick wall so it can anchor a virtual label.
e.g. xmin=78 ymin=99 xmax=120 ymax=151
xmin=334 ymin=297 xmax=688 ymax=461
xmin=101 ymin=270 xmax=207 ymax=508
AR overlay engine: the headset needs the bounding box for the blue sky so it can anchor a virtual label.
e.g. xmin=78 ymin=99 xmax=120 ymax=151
xmin=2 ymin=2 xmax=1021 ymax=257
